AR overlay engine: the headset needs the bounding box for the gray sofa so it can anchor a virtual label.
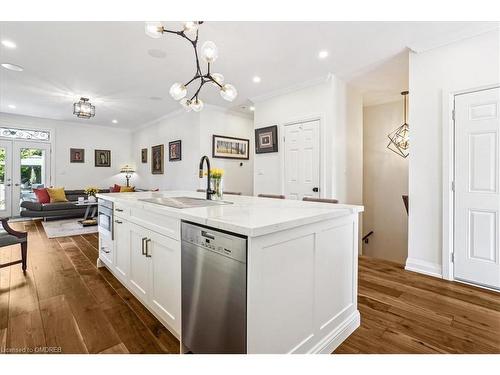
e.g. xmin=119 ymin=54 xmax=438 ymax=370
xmin=20 ymin=189 xmax=110 ymax=220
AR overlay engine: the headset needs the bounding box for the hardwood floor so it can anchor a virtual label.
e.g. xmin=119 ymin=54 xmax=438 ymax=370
xmin=0 ymin=220 xmax=498 ymax=354
xmin=335 ymin=256 xmax=500 ymax=354
xmin=0 ymin=220 xmax=178 ymax=354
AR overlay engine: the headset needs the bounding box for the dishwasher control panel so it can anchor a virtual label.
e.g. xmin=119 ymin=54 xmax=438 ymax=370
xmin=181 ymin=221 xmax=247 ymax=263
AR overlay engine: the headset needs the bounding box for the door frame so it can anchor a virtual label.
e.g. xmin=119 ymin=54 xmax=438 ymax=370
xmin=441 ymin=83 xmax=500 ymax=282
xmin=0 ymin=140 xmax=13 ymax=217
xmin=280 ymin=115 xmax=325 ymax=198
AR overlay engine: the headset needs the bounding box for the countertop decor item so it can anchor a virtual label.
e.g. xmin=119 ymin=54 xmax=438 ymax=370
xmin=73 ymin=97 xmax=95 ymax=119
xmin=387 ymin=91 xmax=410 ymax=158
xmin=120 ymin=164 xmax=135 ymax=186
xmin=209 ymin=168 xmax=224 ymax=200
xmin=144 ymin=21 xmax=238 ymax=111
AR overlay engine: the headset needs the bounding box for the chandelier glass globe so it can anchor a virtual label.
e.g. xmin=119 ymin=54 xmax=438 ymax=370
xmin=144 ymin=22 xmax=163 ymax=38
xmin=190 ymin=98 xmax=204 ymax=112
xmin=211 ymin=73 xmax=224 ymax=86
xmin=169 ymin=83 xmax=187 ymax=100
xmin=179 ymin=98 xmax=192 ymax=112
xmin=201 ymin=41 xmax=218 ymax=63
xmin=220 ymin=84 xmax=237 ymax=102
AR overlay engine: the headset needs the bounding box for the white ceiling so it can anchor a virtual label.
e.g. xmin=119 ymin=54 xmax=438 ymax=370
xmin=0 ymin=21 xmax=497 ymax=129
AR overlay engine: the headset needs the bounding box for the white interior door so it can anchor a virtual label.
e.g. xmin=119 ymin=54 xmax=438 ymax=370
xmin=284 ymin=120 xmax=320 ymax=200
xmin=454 ymin=87 xmax=500 ymax=290
xmin=0 ymin=140 xmax=13 ymax=218
xmin=12 ymin=141 xmax=51 ymax=217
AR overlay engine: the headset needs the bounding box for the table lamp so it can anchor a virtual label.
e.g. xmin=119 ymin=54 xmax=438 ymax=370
xmin=120 ymin=164 xmax=135 ymax=187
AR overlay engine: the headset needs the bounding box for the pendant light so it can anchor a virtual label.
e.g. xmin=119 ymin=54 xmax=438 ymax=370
xmin=73 ymin=97 xmax=95 ymax=119
xmin=387 ymin=91 xmax=409 ymax=158
xmin=144 ymin=21 xmax=237 ymax=112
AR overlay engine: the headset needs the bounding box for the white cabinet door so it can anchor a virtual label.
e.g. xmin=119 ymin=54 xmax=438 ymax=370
xmin=284 ymin=120 xmax=320 ymax=200
xmin=147 ymin=230 xmax=181 ymax=334
xmin=113 ymin=218 xmax=130 ymax=282
xmin=454 ymin=87 xmax=500 ymax=289
xmin=128 ymin=223 xmax=150 ymax=302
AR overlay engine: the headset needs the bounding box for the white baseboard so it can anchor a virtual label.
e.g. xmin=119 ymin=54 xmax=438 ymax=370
xmin=311 ymin=310 xmax=360 ymax=354
xmin=405 ymin=257 xmax=442 ymax=278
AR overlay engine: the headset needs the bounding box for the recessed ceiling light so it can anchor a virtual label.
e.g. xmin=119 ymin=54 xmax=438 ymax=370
xmin=252 ymin=76 xmax=261 ymax=83
xmin=318 ymin=50 xmax=329 ymax=59
xmin=249 ymin=106 xmax=255 ymax=111
xmin=112 ymin=119 xmax=118 ymax=124
xmin=1 ymin=63 xmax=24 ymax=72
xmin=1 ymin=40 xmax=16 ymax=49
xmin=7 ymin=104 xmax=16 ymax=109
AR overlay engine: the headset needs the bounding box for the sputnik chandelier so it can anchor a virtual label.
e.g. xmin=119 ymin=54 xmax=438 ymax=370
xmin=387 ymin=91 xmax=409 ymax=158
xmin=144 ymin=21 xmax=237 ymax=112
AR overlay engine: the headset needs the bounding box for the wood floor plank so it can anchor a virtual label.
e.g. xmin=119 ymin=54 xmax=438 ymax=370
xmin=39 ymin=294 xmax=88 ymax=353
xmin=99 ymin=342 xmax=129 ymax=354
xmin=7 ymin=310 xmax=46 ymax=352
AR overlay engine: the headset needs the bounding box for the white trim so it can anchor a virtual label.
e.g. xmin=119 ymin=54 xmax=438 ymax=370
xmin=311 ymin=310 xmax=360 ymax=354
xmin=441 ymin=83 xmax=500 ymax=282
xmin=280 ymin=116 xmax=325 ymax=199
xmin=251 ymin=74 xmax=332 ymax=103
xmin=405 ymin=257 xmax=442 ymax=278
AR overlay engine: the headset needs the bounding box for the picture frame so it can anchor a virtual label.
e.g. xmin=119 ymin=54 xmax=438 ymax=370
xmin=151 ymin=144 xmax=164 ymax=174
xmin=255 ymin=125 xmax=278 ymax=154
xmin=94 ymin=149 xmax=111 ymax=167
xmin=70 ymin=148 xmax=85 ymax=163
xmin=141 ymin=148 xmax=147 ymax=163
xmin=212 ymin=135 xmax=250 ymax=160
xmin=169 ymin=140 xmax=182 ymax=161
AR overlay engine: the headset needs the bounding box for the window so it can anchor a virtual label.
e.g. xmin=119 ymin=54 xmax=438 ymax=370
xmin=0 ymin=127 xmax=50 ymax=141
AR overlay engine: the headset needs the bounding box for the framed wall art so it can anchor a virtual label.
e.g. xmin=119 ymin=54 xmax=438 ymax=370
xmin=169 ymin=140 xmax=182 ymax=161
xmin=70 ymin=148 xmax=85 ymax=163
xmin=141 ymin=148 xmax=147 ymax=163
xmin=255 ymin=125 xmax=278 ymax=154
xmin=94 ymin=149 xmax=111 ymax=167
xmin=212 ymin=135 xmax=249 ymax=160
xmin=151 ymin=144 xmax=164 ymax=174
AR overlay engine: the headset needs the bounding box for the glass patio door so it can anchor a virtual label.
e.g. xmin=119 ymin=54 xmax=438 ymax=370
xmin=0 ymin=140 xmax=13 ymax=217
xmin=12 ymin=141 xmax=51 ymax=217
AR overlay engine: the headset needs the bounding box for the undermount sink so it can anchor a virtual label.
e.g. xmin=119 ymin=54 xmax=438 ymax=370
xmin=139 ymin=196 xmax=233 ymax=209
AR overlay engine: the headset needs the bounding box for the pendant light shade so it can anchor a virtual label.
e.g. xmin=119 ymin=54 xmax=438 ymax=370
xmin=220 ymin=84 xmax=238 ymax=102
xmin=387 ymin=91 xmax=409 ymax=158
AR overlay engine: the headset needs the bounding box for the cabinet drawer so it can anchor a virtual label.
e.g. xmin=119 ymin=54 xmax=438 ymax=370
xmin=99 ymin=233 xmax=114 ymax=267
xmin=114 ymin=202 xmax=130 ymax=217
xmin=129 ymin=207 xmax=180 ymax=240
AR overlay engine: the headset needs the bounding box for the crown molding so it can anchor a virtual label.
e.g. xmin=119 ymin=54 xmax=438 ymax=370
xmin=250 ymin=73 xmax=334 ymax=103
xmin=0 ymin=111 xmax=131 ymax=133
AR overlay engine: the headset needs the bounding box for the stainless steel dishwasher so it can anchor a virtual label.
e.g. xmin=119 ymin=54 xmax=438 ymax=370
xmin=181 ymin=221 xmax=247 ymax=354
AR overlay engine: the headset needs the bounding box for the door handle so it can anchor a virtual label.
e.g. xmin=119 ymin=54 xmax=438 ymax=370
xmin=14 ymin=183 xmax=20 ymax=186
xmin=141 ymin=237 xmax=147 ymax=255
xmin=6 ymin=183 xmax=11 ymax=187
xmin=312 ymin=187 xmax=319 ymax=192
xmin=145 ymin=239 xmax=152 ymax=258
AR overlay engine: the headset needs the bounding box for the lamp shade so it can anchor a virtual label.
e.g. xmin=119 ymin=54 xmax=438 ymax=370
xmin=120 ymin=165 xmax=135 ymax=174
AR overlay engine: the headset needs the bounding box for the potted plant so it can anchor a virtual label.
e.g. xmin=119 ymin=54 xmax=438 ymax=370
xmin=85 ymin=186 xmax=99 ymax=202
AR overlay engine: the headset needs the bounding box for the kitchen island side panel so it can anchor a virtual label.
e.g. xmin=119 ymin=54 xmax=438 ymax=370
xmin=246 ymin=214 xmax=360 ymax=354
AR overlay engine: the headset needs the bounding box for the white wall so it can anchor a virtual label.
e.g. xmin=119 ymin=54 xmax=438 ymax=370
xmin=408 ymin=29 xmax=500 ymax=276
xmin=199 ymin=108 xmax=254 ymax=196
xmin=253 ymin=75 xmax=363 ymax=204
xmin=131 ymin=106 xmax=254 ymax=194
xmin=0 ymin=112 xmax=132 ymax=190
xmin=363 ymin=101 xmax=408 ymax=264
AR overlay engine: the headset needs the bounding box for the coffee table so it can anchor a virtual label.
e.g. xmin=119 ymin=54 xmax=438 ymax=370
xmin=73 ymin=201 xmax=98 ymax=226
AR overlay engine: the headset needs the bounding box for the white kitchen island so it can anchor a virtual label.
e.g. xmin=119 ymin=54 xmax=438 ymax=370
xmin=96 ymin=191 xmax=363 ymax=354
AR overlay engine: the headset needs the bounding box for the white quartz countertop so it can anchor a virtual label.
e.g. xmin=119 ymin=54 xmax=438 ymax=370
xmin=96 ymin=191 xmax=363 ymax=237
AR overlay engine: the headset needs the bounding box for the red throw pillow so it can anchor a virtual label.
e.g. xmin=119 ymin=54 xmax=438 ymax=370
xmin=111 ymin=184 xmax=121 ymax=193
xmin=34 ymin=188 xmax=50 ymax=204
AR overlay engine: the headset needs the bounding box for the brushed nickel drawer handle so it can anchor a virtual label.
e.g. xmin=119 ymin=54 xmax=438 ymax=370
xmin=116 ymin=208 xmax=124 ymax=212
xmin=115 ymin=219 xmax=123 ymax=224
xmin=145 ymin=238 xmax=152 ymax=258
xmin=101 ymin=246 xmax=111 ymax=254
xmin=142 ymin=237 xmax=147 ymax=255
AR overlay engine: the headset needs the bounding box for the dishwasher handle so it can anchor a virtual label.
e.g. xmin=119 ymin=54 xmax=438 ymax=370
xmin=201 ymin=230 xmax=215 ymax=240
